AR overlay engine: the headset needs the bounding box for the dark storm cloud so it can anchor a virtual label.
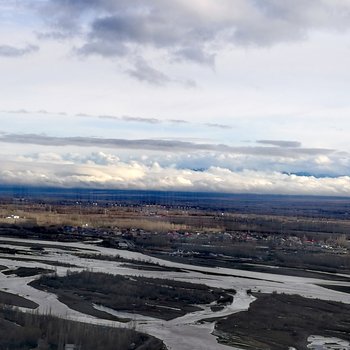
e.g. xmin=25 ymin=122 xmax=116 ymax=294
xmin=0 ymin=44 xmax=39 ymax=57
xmin=1 ymin=109 xmax=230 ymax=128
xmin=122 ymin=116 xmax=161 ymax=124
xmin=77 ymin=40 xmax=128 ymax=57
xmin=39 ymin=0 xmax=350 ymax=59
xmin=173 ymin=46 xmax=216 ymax=66
xmin=257 ymin=140 xmax=302 ymax=148
xmin=126 ymin=58 xmax=171 ymax=85
xmin=35 ymin=0 xmax=350 ymax=85
xmin=98 ymin=115 xmax=162 ymax=124
xmin=205 ymin=123 xmax=233 ymax=130
xmin=0 ymin=132 xmax=334 ymax=158
xmin=169 ymin=119 xmax=189 ymax=124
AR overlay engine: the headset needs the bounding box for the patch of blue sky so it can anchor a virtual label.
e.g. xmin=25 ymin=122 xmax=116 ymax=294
xmin=75 ymin=118 xmax=189 ymax=139
xmin=3 ymin=110 xmax=333 ymax=151
xmin=0 ymin=113 xmax=92 ymax=138
xmin=1 ymin=112 xmax=216 ymax=142
xmin=60 ymin=116 xmax=233 ymax=143
xmin=0 ymin=2 xmax=37 ymax=28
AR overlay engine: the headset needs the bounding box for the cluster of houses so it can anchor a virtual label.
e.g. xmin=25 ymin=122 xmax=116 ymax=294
xmin=6 ymin=215 xmax=344 ymax=255
xmin=5 ymin=214 xmax=21 ymax=220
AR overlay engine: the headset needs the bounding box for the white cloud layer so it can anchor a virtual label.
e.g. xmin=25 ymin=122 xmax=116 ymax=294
xmin=0 ymin=149 xmax=348 ymax=196
xmin=2 ymin=156 xmax=350 ymax=196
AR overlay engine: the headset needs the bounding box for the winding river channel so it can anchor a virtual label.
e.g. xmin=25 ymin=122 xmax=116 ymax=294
xmin=1 ymin=237 xmax=350 ymax=350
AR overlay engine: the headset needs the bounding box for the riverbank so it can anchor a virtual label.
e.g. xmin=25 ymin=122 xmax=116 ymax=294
xmin=215 ymin=293 xmax=350 ymax=350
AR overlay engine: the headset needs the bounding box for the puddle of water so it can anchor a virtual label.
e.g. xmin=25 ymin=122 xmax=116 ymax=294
xmin=308 ymin=335 xmax=350 ymax=350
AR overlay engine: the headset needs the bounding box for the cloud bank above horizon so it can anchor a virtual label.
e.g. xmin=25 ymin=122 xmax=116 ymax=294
xmin=1 ymin=1 xmax=350 ymax=196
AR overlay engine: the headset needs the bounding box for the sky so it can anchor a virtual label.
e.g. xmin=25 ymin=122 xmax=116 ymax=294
xmin=1 ymin=0 xmax=350 ymax=196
